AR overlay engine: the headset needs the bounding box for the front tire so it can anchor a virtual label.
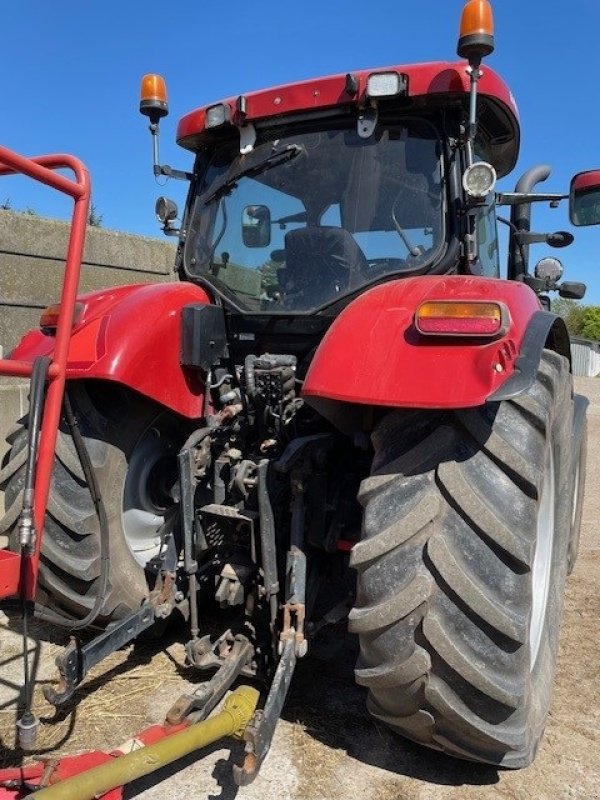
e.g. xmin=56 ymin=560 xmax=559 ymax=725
xmin=349 ymin=351 xmax=574 ymax=767
xmin=0 ymin=382 xmax=187 ymax=626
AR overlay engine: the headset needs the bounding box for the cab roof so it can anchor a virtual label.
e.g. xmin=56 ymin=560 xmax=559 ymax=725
xmin=176 ymin=61 xmax=519 ymax=176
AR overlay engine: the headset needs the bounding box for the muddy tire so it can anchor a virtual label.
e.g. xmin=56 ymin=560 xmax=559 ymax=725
xmin=0 ymin=382 xmax=186 ymax=626
xmin=349 ymin=351 xmax=574 ymax=767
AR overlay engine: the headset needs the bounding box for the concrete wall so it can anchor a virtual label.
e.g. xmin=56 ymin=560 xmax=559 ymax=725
xmin=0 ymin=210 xmax=176 ymax=353
xmin=0 ymin=211 xmax=177 ymax=517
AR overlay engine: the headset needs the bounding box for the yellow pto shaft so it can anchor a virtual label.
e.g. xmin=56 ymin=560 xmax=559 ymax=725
xmin=32 ymin=686 xmax=259 ymax=800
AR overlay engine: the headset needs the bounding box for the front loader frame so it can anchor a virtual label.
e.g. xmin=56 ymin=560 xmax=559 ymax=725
xmin=0 ymin=145 xmax=90 ymax=602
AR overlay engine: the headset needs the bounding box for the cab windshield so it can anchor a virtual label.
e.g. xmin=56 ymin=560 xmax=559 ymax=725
xmin=184 ymin=120 xmax=445 ymax=313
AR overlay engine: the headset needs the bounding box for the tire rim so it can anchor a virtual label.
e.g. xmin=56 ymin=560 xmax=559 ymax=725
xmin=122 ymin=416 xmax=180 ymax=565
xmin=571 ymin=456 xmax=580 ymax=527
xmin=530 ymin=448 xmax=555 ymax=669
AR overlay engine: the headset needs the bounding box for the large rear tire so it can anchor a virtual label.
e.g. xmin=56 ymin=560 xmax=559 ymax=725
xmin=349 ymin=351 xmax=574 ymax=767
xmin=0 ymin=382 xmax=186 ymax=626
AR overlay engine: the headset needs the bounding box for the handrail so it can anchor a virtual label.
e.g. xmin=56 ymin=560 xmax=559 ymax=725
xmin=0 ymin=149 xmax=87 ymax=198
xmin=0 ymin=145 xmax=91 ymax=599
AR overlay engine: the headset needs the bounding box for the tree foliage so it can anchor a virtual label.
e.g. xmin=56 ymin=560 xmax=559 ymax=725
xmin=551 ymin=297 xmax=586 ymax=336
xmin=581 ymin=307 xmax=600 ymax=342
xmin=88 ymin=203 xmax=103 ymax=227
xmin=552 ymin=298 xmax=600 ymax=341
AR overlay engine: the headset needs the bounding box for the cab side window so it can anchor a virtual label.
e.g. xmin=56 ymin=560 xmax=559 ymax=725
xmin=476 ymin=199 xmax=500 ymax=277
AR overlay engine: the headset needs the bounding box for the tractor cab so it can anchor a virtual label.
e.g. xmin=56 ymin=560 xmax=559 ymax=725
xmin=142 ymin=61 xmax=520 ymax=317
xmin=183 ymin=120 xmax=444 ymax=313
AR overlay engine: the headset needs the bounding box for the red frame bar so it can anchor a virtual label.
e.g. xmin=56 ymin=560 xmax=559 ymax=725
xmin=0 ymin=146 xmax=90 ymax=600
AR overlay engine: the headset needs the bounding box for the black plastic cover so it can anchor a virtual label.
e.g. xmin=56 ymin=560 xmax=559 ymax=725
xmin=181 ymin=304 xmax=229 ymax=372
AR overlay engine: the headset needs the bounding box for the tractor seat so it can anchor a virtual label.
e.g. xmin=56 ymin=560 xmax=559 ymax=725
xmin=281 ymin=227 xmax=369 ymax=308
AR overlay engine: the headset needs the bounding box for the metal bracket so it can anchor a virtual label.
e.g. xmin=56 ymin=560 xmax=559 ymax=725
xmin=233 ymin=636 xmax=296 ymax=786
xmin=166 ymin=635 xmax=253 ymax=725
xmin=186 ymin=628 xmax=257 ymax=677
xmin=279 ymin=546 xmax=307 ymax=657
xmin=357 ymin=106 xmax=378 ymax=139
xmin=240 ymin=124 xmax=257 ymax=155
xmin=43 ymin=603 xmax=157 ymax=706
xmin=155 ymin=164 xmax=194 ymax=181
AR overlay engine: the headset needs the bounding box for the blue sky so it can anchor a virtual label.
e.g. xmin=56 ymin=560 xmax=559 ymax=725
xmin=2 ymin=1 xmax=600 ymax=302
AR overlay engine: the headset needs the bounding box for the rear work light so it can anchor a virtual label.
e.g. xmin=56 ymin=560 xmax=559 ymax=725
xmin=206 ymin=103 xmax=232 ymax=129
xmin=40 ymin=302 xmax=84 ymax=332
xmin=366 ymin=71 xmax=407 ymax=98
xmin=415 ymin=301 xmax=508 ymax=337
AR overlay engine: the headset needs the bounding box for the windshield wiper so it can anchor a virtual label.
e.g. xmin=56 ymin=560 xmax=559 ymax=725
xmin=203 ymin=144 xmax=305 ymax=205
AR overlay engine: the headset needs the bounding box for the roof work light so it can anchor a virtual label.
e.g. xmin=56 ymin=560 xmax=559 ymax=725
xmin=463 ymin=162 xmax=497 ymax=199
xmin=205 ymin=104 xmax=232 ymax=129
xmin=366 ymin=72 xmax=407 ymax=98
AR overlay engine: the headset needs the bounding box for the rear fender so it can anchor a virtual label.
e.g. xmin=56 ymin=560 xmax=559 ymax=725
xmin=302 ymin=275 xmax=570 ymax=430
xmin=11 ymin=283 xmax=212 ymax=418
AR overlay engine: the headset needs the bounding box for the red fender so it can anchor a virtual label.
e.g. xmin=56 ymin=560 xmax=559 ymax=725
xmin=11 ymin=283 xmax=212 ymax=419
xmin=303 ymin=275 xmax=545 ymax=417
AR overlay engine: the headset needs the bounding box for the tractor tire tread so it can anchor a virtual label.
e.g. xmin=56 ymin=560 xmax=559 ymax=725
xmin=352 ymin=350 xmax=573 ymax=766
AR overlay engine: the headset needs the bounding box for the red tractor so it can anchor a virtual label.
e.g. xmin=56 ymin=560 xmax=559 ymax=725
xmin=1 ymin=0 xmax=599 ymax=787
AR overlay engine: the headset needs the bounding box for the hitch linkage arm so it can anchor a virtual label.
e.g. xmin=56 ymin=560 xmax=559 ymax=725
xmin=43 ymin=603 xmax=157 ymax=706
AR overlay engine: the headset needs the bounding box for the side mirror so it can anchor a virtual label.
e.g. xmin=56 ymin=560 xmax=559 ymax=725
xmin=559 ymin=281 xmax=587 ymax=300
xmin=155 ymin=196 xmax=179 ymax=236
xmin=242 ymin=205 xmax=271 ymax=247
xmin=569 ymin=170 xmax=600 ymax=226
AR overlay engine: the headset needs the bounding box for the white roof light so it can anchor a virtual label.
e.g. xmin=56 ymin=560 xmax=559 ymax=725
xmin=366 ymin=72 xmax=406 ymax=98
xmin=206 ymin=104 xmax=231 ymax=129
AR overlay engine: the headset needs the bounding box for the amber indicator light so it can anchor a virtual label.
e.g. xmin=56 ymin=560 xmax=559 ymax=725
xmin=140 ymin=74 xmax=167 ymax=104
xmin=458 ymin=0 xmax=495 ymax=59
xmin=139 ymin=74 xmax=169 ymax=119
xmin=416 ymin=301 xmax=505 ymax=336
xmin=459 ymin=0 xmax=493 ymax=38
xmin=40 ymin=302 xmax=84 ymax=331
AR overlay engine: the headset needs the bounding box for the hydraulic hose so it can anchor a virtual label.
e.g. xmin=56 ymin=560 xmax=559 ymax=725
xmin=30 ymin=686 xmax=259 ymax=800
xmin=17 ymin=356 xmax=50 ymax=750
xmin=19 ymin=357 xmax=51 ymax=551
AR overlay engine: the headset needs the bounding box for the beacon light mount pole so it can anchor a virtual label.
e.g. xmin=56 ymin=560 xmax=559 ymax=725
xmin=139 ymin=73 xmax=192 ymax=181
xmin=457 ymin=0 xmax=495 ymax=166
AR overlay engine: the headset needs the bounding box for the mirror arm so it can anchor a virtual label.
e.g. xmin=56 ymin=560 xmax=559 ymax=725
xmin=155 ymin=164 xmax=194 ymax=181
xmin=512 ymin=230 xmax=574 ymax=248
xmin=496 ymin=192 xmax=567 ymax=206
xmin=161 ymin=222 xmax=181 ymax=237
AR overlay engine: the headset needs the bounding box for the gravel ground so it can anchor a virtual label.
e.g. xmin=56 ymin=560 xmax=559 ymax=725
xmin=1 ymin=376 xmax=599 ymax=800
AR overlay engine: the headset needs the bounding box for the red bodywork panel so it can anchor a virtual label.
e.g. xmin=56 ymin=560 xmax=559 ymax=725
xmin=11 ymin=283 xmax=212 ymax=419
xmin=303 ymin=275 xmax=541 ymax=411
xmin=572 ymin=169 xmax=600 ymax=191
xmin=177 ymin=61 xmax=519 ymax=176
